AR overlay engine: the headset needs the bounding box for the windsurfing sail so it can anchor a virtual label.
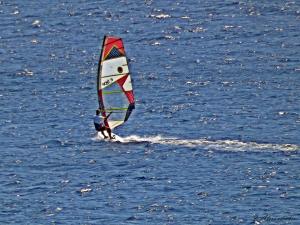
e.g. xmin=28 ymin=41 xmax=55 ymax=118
xmin=97 ymin=35 xmax=135 ymax=130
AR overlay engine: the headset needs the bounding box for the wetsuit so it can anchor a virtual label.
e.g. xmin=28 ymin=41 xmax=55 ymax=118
xmin=94 ymin=115 xmax=105 ymax=131
xmin=94 ymin=114 xmax=113 ymax=139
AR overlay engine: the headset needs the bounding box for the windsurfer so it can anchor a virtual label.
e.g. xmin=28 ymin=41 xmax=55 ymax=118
xmin=94 ymin=109 xmax=114 ymax=139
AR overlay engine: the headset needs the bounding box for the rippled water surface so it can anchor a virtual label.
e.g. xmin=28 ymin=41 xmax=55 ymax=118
xmin=1 ymin=0 xmax=300 ymax=224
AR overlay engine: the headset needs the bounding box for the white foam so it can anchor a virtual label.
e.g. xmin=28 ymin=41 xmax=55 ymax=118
xmin=120 ymin=135 xmax=299 ymax=152
xmin=93 ymin=133 xmax=299 ymax=152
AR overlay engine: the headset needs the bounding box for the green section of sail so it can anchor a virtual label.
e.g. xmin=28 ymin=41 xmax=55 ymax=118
xmin=103 ymin=90 xmax=123 ymax=95
xmin=106 ymin=107 xmax=128 ymax=111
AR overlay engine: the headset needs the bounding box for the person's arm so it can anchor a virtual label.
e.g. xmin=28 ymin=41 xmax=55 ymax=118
xmin=106 ymin=112 xmax=112 ymax=119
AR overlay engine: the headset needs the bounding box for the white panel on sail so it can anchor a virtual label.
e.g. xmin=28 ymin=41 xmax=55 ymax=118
xmin=108 ymin=120 xmax=124 ymax=129
xmin=101 ymin=57 xmax=129 ymax=89
xmin=123 ymin=75 xmax=133 ymax=91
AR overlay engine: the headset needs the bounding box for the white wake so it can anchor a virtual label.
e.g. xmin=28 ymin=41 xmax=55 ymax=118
xmin=118 ymin=135 xmax=299 ymax=152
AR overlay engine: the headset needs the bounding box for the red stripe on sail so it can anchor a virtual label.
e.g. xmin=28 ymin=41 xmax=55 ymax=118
xmin=117 ymin=75 xmax=135 ymax=103
xmin=102 ymin=36 xmax=125 ymax=60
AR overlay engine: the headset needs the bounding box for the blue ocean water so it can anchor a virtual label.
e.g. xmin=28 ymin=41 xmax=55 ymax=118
xmin=1 ymin=0 xmax=300 ymax=224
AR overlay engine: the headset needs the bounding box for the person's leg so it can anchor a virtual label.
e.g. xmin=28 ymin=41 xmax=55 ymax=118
xmin=100 ymin=127 xmax=108 ymax=138
xmin=107 ymin=128 xmax=114 ymax=139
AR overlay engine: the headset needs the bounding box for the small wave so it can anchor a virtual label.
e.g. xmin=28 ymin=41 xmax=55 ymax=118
xmin=17 ymin=69 xmax=33 ymax=76
xmin=118 ymin=135 xmax=299 ymax=152
xmin=149 ymin=14 xmax=171 ymax=19
xmin=32 ymin=20 xmax=41 ymax=28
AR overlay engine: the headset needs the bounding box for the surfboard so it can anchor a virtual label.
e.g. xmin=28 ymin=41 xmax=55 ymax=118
xmin=97 ymin=131 xmax=124 ymax=142
xmin=96 ymin=35 xmax=135 ymax=140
